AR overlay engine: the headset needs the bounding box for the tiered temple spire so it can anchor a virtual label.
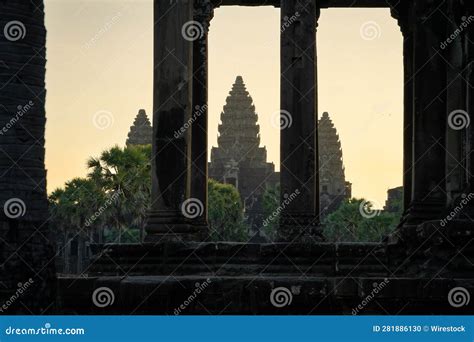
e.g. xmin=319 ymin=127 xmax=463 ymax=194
xmin=318 ymin=112 xmax=351 ymax=215
xmin=209 ymin=76 xmax=278 ymax=232
xmin=211 ymin=76 xmax=268 ymax=167
xmin=126 ymin=109 xmax=152 ymax=146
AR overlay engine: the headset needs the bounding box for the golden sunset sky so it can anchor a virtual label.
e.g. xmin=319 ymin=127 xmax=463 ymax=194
xmin=44 ymin=1 xmax=403 ymax=207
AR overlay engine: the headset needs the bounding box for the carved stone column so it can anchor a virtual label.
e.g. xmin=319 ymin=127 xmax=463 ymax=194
xmin=404 ymin=0 xmax=448 ymax=225
xmin=0 ymin=0 xmax=55 ymax=313
xmin=279 ymin=0 xmax=321 ymax=241
xmin=190 ymin=0 xmax=214 ymax=237
xmin=464 ymin=2 xmax=474 ymax=218
xmin=444 ymin=0 xmax=468 ymax=207
xmin=391 ymin=2 xmax=414 ymax=216
xmin=146 ymin=0 xmax=198 ymax=241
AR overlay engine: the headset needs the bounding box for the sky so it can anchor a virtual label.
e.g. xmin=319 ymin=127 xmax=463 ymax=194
xmin=44 ymin=1 xmax=403 ymax=207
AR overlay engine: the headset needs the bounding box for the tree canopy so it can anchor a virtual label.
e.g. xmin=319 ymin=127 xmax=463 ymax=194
xmin=50 ymin=144 xmax=249 ymax=244
xmin=208 ymin=179 xmax=247 ymax=242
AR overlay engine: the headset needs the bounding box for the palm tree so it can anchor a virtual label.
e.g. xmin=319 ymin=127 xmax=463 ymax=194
xmin=87 ymin=145 xmax=151 ymax=242
xmin=49 ymin=178 xmax=105 ymax=273
xmin=0 ymin=0 xmax=54 ymax=312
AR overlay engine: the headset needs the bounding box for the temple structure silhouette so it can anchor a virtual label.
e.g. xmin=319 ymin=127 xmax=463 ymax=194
xmin=126 ymin=109 xmax=153 ymax=147
xmin=0 ymin=0 xmax=473 ymax=314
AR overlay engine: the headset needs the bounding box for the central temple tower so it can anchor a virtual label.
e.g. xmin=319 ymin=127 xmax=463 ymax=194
xmin=209 ymin=76 xmax=278 ymax=228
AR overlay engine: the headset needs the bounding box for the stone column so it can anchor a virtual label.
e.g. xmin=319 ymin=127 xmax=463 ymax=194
xmin=279 ymin=0 xmax=320 ymax=241
xmin=190 ymin=0 xmax=214 ymax=237
xmin=391 ymin=3 xmax=414 ymax=215
xmin=0 ymin=0 xmax=55 ymax=313
xmin=465 ymin=2 xmax=474 ymax=217
xmin=404 ymin=0 xmax=448 ymax=225
xmin=146 ymin=0 xmax=198 ymax=241
xmin=444 ymin=0 xmax=468 ymax=207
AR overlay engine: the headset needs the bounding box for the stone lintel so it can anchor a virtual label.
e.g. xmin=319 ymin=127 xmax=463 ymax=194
xmin=212 ymin=0 xmax=390 ymax=8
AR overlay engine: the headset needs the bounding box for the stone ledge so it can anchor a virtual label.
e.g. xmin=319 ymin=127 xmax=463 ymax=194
xmin=58 ymin=275 xmax=474 ymax=315
xmin=88 ymin=242 xmax=388 ymax=277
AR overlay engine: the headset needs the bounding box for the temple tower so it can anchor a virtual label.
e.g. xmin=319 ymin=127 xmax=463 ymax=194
xmin=126 ymin=109 xmax=152 ymax=146
xmin=209 ymin=76 xmax=278 ymax=228
xmin=318 ymin=112 xmax=351 ymax=216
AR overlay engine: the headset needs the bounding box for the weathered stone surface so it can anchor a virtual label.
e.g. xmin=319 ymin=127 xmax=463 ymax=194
xmin=58 ymin=274 xmax=474 ymax=314
xmin=279 ymin=0 xmax=320 ymax=241
xmin=0 ymin=0 xmax=55 ymax=314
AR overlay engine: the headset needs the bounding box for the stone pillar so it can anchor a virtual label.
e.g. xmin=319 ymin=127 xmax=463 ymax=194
xmin=146 ymin=0 xmax=199 ymax=241
xmin=391 ymin=3 xmax=414 ymax=215
xmin=0 ymin=0 xmax=55 ymax=313
xmin=190 ymin=0 xmax=214 ymax=236
xmin=465 ymin=2 xmax=474 ymax=217
xmin=279 ymin=0 xmax=320 ymax=241
xmin=404 ymin=0 xmax=448 ymax=225
xmin=444 ymin=0 xmax=468 ymax=207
